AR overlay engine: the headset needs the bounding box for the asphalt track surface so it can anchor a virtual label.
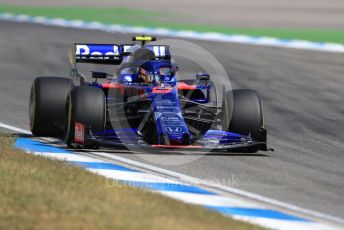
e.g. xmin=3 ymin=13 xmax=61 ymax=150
xmin=0 ymin=21 xmax=344 ymax=220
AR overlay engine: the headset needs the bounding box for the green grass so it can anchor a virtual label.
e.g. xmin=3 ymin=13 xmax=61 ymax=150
xmin=0 ymin=134 xmax=264 ymax=230
xmin=1 ymin=4 xmax=344 ymax=44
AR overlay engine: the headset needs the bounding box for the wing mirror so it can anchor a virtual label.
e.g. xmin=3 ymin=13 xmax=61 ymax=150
xmin=196 ymin=72 xmax=210 ymax=81
xmin=92 ymin=71 xmax=109 ymax=79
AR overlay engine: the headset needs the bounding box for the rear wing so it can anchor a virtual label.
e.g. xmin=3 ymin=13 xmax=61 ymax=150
xmin=71 ymin=44 xmax=122 ymax=65
xmin=70 ymin=43 xmax=171 ymax=65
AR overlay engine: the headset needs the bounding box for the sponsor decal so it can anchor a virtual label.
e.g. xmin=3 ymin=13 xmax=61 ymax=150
xmin=75 ymin=44 xmax=120 ymax=60
xmin=74 ymin=122 xmax=85 ymax=144
xmin=166 ymin=126 xmax=183 ymax=133
xmin=160 ymin=116 xmax=179 ymax=121
xmin=159 ymin=114 xmax=185 ymax=134
xmin=161 ymin=99 xmax=173 ymax=105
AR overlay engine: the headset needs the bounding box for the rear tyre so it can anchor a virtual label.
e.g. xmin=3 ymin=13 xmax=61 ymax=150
xmin=64 ymin=86 xmax=106 ymax=148
xmin=222 ymin=89 xmax=266 ymax=152
xmin=29 ymin=77 xmax=74 ymax=137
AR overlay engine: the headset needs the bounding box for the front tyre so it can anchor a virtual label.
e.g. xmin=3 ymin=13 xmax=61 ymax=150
xmin=64 ymin=86 xmax=106 ymax=148
xmin=222 ymin=89 xmax=266 ymax=152
xmin=29 ymin=77 xmax=74 ymax=137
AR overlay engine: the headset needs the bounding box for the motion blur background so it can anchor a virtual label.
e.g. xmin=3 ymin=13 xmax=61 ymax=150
xmin=2 ymin=0 xmax=344 ymax=28
xmin=1 ymin=0 xmax=344 ymax=43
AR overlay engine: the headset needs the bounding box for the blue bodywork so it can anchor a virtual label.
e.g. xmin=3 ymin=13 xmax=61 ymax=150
xmin=70 ymin=41 xmax=265 ymax=151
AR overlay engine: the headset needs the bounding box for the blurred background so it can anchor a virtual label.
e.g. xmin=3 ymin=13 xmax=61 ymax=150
xmin=1 ymin=0 xmax=344 ymax=43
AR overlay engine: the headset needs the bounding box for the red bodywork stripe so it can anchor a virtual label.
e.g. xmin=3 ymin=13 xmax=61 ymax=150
xmin=102 ymin=82 xmax=125 ymax=95
xmin=102 ymin=82 xmax=124 ymax=89
xmin=177 ymin=82 xmax=197 ymax=90
xmin=152 ymin=87 xmax=173 ymax=94
xmin=151 ymin=145 xmax=203 ymax=149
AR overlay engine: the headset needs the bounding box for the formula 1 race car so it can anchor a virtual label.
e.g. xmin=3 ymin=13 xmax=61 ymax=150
xmin=29 ymin=36 xmax=267 ymax=152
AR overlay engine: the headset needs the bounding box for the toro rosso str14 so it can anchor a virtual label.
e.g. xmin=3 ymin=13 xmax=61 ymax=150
xmin=29 ymin=36 xmax=267 ymax=152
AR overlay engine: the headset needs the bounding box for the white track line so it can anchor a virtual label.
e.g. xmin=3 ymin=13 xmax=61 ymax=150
xmin=30 ymin=152 xmax=104 ymax=162
xmin=0 ymin=122 xmax=31 ymax=134
xmin=232 ymin=217 xmax=336 ymax=230
xmin=1 ymin=121 xmax=343 ymax=226
xmin=159 ymin=191 xmax=260 ymax=208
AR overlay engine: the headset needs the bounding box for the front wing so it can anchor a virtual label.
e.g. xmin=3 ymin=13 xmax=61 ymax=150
xmin=73 ymin=125 xmax=267 ymax=152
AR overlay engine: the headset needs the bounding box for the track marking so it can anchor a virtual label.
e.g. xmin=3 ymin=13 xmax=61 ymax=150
xmin=0 ymin=121 xmax=343 ymax=229
xmin=0 ymin=122 xmax=31 ymax=134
